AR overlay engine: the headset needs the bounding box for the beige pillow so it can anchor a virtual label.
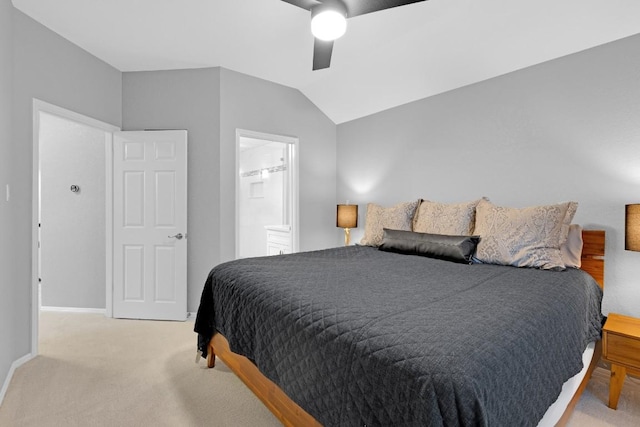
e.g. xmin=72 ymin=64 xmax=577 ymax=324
xmin=560 ymin=224 xmax=583 ymax=268
xmin=413 ymin=198 xmax=483 ymax=236
xmin=360 ymin=201 xmax=419 ymax=247
xmin=474 ymin=199 xmax=578 ymax=270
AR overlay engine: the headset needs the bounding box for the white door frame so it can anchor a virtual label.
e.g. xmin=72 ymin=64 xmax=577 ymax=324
xmin=31 ymin=99 xmax=120 ymax=356
xmin=235 ymin=129 xmax=299 ymax=259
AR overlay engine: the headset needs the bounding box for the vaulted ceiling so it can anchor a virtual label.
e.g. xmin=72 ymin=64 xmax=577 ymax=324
xmin=12 ymin=0 xmax=640 ymax=124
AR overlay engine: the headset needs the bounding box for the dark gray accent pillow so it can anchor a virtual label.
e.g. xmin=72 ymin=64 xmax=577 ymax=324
xmin=379 ymin=229 xmax=480 ymax=264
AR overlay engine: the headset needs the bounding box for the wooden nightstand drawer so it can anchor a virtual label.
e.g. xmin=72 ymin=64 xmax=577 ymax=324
xmin=602 ymin=313 xmax=640 ymax=410
xmin=605 ymin=332 xmax=640 ymax=367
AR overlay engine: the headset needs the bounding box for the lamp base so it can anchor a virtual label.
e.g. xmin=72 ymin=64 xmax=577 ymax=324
xmin=344 ymin=228 xmax=351 ymax=246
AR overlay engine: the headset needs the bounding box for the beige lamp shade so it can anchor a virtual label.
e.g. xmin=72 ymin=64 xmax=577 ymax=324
xmin=337 ymin=204 xmax=358 ymax=229
xmin=626 ymin=204 xmax=640 ymax=251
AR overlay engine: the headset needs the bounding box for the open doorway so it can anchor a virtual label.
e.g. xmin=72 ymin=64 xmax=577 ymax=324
xmin=236 ymin=129 xmax=298 ymax=259
xmin=38 ymin=112 xmax=107 ymax=311
xmin=31 ymin=99 xmax=119 ymax=355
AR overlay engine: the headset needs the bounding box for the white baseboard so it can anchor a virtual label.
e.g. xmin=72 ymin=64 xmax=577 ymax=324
xmin=0 ymin=353 xmax=34 ymax=407
xmin=42 ymin=306 xmax=192 ymax=319
xmin=40 ymin=306 xmax=106 ymax=315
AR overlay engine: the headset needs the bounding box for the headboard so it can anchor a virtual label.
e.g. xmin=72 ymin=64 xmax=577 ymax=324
xmin=580 ymin=230 xmax=605 ymax=289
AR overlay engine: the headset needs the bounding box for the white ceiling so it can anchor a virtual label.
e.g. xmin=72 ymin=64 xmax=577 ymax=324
xmin=12 ymin=0 xmax=640 ymax=124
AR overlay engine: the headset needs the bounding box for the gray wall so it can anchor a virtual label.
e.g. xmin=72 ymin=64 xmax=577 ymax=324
xmin=2 ymin=6 xmax=121 ymax=393
xmin=337 ymin=33 xmax=640 ymax=319
xmin=123 ymin=67 xmax=337 ymax=312
xmin=0 ymin=0 xmax=16 ymax=397
xmin=40 ymin=113 xmax=106 ymax=309
xmin=122 ymin=68 xmax=221 ymax=313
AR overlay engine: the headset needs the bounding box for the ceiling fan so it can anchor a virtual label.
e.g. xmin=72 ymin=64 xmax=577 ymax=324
xmin=282 ymin=0 xmax=427 ymax=70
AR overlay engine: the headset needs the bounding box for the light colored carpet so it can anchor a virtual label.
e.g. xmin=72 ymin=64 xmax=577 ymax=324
xmin=0 ymin=312 xmax=281 ymax=427
xmin=568 ymin=363 xmax=640 ymax=427
xmin=0 ymin=312 xmax=638 ymax=426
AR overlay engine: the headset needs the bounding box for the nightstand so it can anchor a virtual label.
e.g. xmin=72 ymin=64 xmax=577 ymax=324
xmin=602 ymin=313 xmax=640 ymax=409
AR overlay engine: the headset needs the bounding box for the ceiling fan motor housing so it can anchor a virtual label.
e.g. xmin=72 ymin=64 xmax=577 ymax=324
xmin=311 ymin=0 xmax=348 ymax=41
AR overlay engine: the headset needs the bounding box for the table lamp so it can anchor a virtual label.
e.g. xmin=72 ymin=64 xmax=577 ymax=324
xmin=337 ymin=204 xmax=358 ymax=246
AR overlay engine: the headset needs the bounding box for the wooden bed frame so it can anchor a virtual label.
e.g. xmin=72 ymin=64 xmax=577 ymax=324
xmin=206 ymin=230 xmax=605 ymax=427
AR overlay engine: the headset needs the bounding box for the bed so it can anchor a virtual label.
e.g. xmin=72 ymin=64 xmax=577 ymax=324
xmin=194 ymin=222 xmax=605 ymax=427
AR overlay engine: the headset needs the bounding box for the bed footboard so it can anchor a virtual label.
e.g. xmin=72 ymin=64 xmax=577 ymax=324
xmin=207 ymin=335 xmax=600 ymax=427
xmin=208 ymin=333 xmax=322 ymax=427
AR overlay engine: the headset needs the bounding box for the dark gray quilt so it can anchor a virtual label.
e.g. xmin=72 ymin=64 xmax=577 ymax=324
xmin=194 ymin=246 xmax=603 ymax=427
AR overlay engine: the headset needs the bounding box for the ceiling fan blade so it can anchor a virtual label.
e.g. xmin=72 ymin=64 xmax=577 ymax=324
xmin=343 ymin=0 xmax=426 ymax=18
xmin=312 ymin=39 xmax=334 ymax=70
xmin=281 ymin=0 xmax=320 ymax=11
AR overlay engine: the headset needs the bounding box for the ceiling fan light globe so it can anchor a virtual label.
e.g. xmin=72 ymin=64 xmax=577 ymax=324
xmin=311 ymin=11 xmax=347 ymax=41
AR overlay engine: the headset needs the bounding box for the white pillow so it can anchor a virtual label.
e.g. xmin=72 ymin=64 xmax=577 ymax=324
xmin=560 ymin=224 xmax=583 ymax=268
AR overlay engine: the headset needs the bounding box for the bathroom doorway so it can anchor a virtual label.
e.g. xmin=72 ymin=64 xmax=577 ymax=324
xmin=236 ymin=129 xmax=298 ymax=259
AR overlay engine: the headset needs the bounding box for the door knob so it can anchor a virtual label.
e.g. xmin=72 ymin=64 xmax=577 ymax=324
xmin=168 ymin=233 xmax=184 ymax=240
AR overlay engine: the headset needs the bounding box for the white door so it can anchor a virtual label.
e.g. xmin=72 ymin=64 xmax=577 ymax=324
xmin=112 ymin=130 xmax=187 ymax=320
